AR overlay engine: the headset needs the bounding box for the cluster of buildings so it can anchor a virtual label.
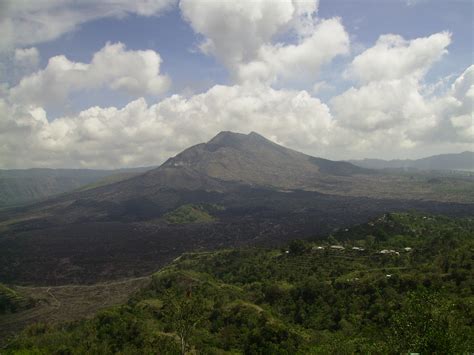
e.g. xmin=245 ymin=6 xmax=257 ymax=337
xmin=308 ymin=245 xmax=413 ymax=255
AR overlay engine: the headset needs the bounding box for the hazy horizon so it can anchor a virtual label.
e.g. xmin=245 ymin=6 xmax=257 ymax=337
xmin=0 ymin=129 xmax=472 ymax=170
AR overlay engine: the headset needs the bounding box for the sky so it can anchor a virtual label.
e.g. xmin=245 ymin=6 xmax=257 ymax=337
xmin=0 ymin=0 xmax=472 ymax=169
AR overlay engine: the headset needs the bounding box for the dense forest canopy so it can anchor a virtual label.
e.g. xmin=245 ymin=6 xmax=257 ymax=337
xmin=3 ymin=213 xmax=474 ymax=354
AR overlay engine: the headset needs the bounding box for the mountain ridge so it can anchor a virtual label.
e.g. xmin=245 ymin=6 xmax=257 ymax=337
xmin=349 ymin=151 xmax=474 ymax=171
xmin=0 ymin=167 xmax=154 ymax=208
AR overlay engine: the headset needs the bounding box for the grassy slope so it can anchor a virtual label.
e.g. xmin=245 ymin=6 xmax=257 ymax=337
xmin=0 ymin=284 xmax=33 ymax=315
xmin=163 ymin=204 xmax=218 ymax=224
xmin=3 ymin=213 xmax=474 ymax=353
xmin=0 ymin=277 xmax=151 ymax=346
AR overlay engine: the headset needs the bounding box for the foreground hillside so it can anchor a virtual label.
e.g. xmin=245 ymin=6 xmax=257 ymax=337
xmin=4 ymin=213 xmax=473 ymax=354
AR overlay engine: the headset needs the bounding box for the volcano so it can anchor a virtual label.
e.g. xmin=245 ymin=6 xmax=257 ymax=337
xmin=0 ymin=132 xmax=471 ymax=285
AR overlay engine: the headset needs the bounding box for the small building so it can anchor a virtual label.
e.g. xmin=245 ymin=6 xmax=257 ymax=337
xmin=352 ymin=246 xmax=365 ymax=251
xmin=313 ymin=246 xmax=325 ymax=250
xmin=404 ymin=247 xmax=412 ymax=252
xmin=380 ymin=249 xmax=399 ymax=255
xmin=330 ymin=245 xmax=345 ymax=250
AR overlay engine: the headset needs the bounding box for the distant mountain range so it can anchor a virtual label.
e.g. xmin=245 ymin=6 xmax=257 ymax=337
xmin=349 ymin=151 xmax=474 ymax=171
xmin=0 ymin=167 xmax=153 ymax=208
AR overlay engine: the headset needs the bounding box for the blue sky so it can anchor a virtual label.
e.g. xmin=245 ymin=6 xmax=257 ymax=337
xmin=28 ymin=0 xmax=472 ymax=112
xmin=23 ymin=8 xmax=225 ymax=116
xmin=0 ymin=0 xmax=472 ymax=168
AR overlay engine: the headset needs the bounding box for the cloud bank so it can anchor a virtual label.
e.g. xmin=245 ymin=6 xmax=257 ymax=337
xmin=0 ymin=85 xmax=334 ymax=168
xmin=0 ymin=0 xmax=472 ymax=168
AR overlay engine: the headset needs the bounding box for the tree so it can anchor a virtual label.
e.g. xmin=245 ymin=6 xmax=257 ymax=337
xmin=162 ymin=289 xmax=206 ymax=355
xmin=388 ymin=290 xmax=468 ymax=353
xmin=288 ymin=239 xmax=308 ymax=255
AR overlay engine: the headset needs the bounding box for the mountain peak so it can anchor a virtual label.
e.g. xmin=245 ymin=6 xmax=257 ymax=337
xmin=207 ymin=130 xmax=267 ymax=141
xmin=156 ymin=131 xmax=369 ymax=191
xmin=207 ymin=131 xmax=247 ymax=145
xmin=248 ymin=131 xmax=266 ymax=139
xmin=206 ymin=131 xmax=272 ymax=150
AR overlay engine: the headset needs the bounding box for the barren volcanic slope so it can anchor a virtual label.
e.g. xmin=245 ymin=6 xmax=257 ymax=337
xmin=159 ymin=131 xmax=370 ymax=188
xmin=91 ymin=131 xmax=473 ymax=203
xmin=12 ymin=131 xmax=473 ymax=214
xmin=60 ymin=130 xmax=372 ymax=204
xmin=2 ymin=131 xmax=374 ymax=221
xmin=0 ymin=132 xmax=473 ymax=285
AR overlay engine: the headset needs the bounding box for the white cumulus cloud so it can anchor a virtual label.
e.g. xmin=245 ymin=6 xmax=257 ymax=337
xmin=237 ymin=18 xmax=349 ymax=84
xmin=1 ymin=62 xmax=471 ymax=168
xmin=332 ymin=32 xmax=452 ymax=131
xmin=345 ymin=32 xmax=451 ymax=84
xmin=8 ymin=42 xmax=170 ymax=107
xmin=180 ymin=0 xmax=348 ymax=85
xmin=331 ymin=31 xmax=472 ymax=156
xmin=0 ymin=0 xmax=177 ymax=51
xmin=433 ymin=65 xmax=474 ymax=143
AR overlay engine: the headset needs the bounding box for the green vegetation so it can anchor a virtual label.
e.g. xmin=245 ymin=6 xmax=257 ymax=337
xmin=163 ymin=204 xmax=219 ymax=224
xmin=4 ymin=213 xmax=474 ymax=353
xmin=0 ymin=284 xmax=33 ymax=314
xmin=0 ymin=278 xmax=151 ymax=347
